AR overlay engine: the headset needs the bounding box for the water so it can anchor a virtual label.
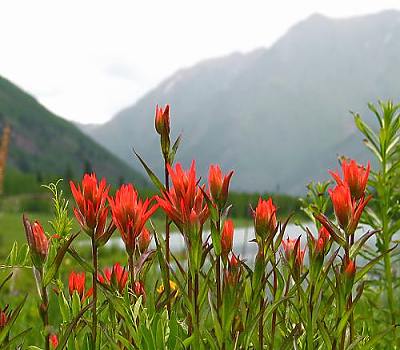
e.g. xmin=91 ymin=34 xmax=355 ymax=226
xmin=99 ymin=223 xmax=367 ymax=260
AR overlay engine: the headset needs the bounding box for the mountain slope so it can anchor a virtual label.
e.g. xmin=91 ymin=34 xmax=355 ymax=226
xmin=0 ymin=75 xmax=147 ymax=187
xmin=81 ymin=10 xmax=400 ymax=194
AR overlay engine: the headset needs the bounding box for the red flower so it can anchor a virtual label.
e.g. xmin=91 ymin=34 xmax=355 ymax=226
xmin=155 ymin=104 xmax=170 ymax=136
xmin=22 ymin=215 xmax=49 ymax=268
xmin=330 ymin=159 xmax=370 ymax=200
xmin=329 ymin=183 xmax=371 ymax=234
xmin=221 ymin=219 xmax=234 ymax=258
xmin=253 ymin=197 xmax=277 ymax=239
xmin=224 ymin=254 xmax=241 ymax=286
xmin=208 ymin=164 xmax=234 ymax=209
xmin=138 ymin=227 xmax=151 ymax=253
xmin=109 ymin=184 xmax=158 ymax=255
xmin=68 ymin=272 xmax=92 ymax=301
xmin=50 ymin=334 xmax=59 ymax=349
xmin=282 ymin=237 xmax=304 ymax=266
xmin=70 ymin=174 xmax=114 ymax=244
xmin=0 ymin=306 xmax=10 ymax=330
xmin=156 ymin=161 xmax=209 ymax=236
xmin=98 ymin=263 xmax=128 ymax=293
xmin=133 ymin=280 xmax=146 ymax=300
xmin=344 ymin=259 xmax=356 ymax=277
xmin=315 ymin=226 xmax=330 ymax=254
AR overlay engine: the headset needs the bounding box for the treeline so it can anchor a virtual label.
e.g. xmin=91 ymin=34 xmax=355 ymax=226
xmin=2 ymin=168 xmax=304 ymax=220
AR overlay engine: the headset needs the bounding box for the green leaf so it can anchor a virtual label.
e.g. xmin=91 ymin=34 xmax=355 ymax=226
xmin=133 ymin=148 xmax=165 ymax=192
xmin=67 ymin=247 xmax=94 ymax=273
xmin=0 ymin=272 xmax=13 ymax=291
xmin=2 ymin=327 xmax=31 ymax=349
xmin=55 ymin=302 xmax=93 ymax=350
xmin=0 ymin=294 xmax=27 ymax=345
xmin=169 ymin=134 xmax=182 ymax=164
xmin=349 ymin=230 xmax=378 ymax=259
xmin=43 ymin=231 xmax=79 ymax=286
xmin=355 ymin=246 xmax=396 ymax=283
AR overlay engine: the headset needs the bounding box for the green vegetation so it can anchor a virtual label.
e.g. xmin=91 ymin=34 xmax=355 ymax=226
xmin=0 ymin=75 xmax=147 ymax=187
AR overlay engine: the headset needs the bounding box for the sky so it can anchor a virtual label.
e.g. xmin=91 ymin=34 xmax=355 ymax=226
xmin=1 ymin=0 xmax=400 ymax=124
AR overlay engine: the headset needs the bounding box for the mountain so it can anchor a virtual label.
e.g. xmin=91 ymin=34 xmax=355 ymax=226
xmin=80 ymin=10 xmax=400 ymax=194
xmin=0 ymin=75 xmax=147 ymax=187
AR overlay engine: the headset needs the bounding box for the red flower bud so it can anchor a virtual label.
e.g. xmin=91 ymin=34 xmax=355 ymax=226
xmin=155 ymin=104 xmax=170 ymax=136
xmin=282 ymin=237 xmax=304 ymax=267
xmin=328 ymin=183 xmax=371 ymax=234
xmin=330 ymin=159 xmax=370 ymax=200
xmin=329 ymin=184 xmax=352 ymax=229
xmin=50 ymin=334 xmax=59 ymax=349
xmin=253 ymin=197 xmax=277 ymax=239
xmin=315 ymin=226 xmax=330 ymax=254
xmin=138 ymin=227 xmax=151 ymax=253
xmin=221 ymin=219 xmax=234 ymax=258
xmin=224 ymin=254 xmax=241 ymax=286
xmin=0 ymin=305 xmax=10 ymax=330
xmin=22 ymin=215 xmax=49 ymax=269
xmin=133 ymin=280 xmax=146 ymax=300
xmin=68 ymin=272 xmax=92 ymax=301
xmin=208 ymin=165 xmax=234 ymax=209
xmin=98 ymin=263 xmax=128 ymax=293
xmin=344 ymin=259 xmax=356 ymax=278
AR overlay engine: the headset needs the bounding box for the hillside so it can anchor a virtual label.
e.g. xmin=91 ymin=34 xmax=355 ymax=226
xmin=81 ymin=10 xmax=400 ymax=194
xmin=0 ymin=75 xmax=147 ymax=188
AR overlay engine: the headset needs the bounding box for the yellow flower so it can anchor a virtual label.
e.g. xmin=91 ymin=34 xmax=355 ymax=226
xmin=157 ymin=280 xmax=179 ymax=297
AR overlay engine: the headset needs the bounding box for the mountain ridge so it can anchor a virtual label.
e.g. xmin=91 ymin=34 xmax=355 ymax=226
xmin=80 ymin=10 xmax=400 ymax=194
xmin=0 ymin=75 xmax=147 ymax=187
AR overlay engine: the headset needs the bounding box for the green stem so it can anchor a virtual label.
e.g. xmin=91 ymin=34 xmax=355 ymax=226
xmin=128 ymin=253 xmax=135 ymax=292
xmin=91 ymin=237 xmax=98 ymax=347
xmin=270 ymin=251 xmax=278 ymax=350
xmin=384 ymin=250 xmax=395 ymax=324
xmin=40 ymin=273 xmax=49 ymax=350
xmin=259 ymin=270 xmax=265 ymax=350
xmin=216 ymin=216 xmax=222 ymax=312
xmin=164 ymin=161 xmax=171 ymax=316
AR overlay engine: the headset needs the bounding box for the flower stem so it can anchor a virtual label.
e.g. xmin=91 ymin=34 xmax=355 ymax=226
xmin=128 ymin=253 xmax=135 ymax=292
xmin=91 ymin=237 xmax=98 ymax=347
xmin=216 ymin=216 xmax=222 ymax=312
xmin=164 ymin=160 xmax=171 ymax=316
xmin=259 ymin=270 xmax=265 ymax=350
xmin=40 ymin=272 xmax=49 ymax=350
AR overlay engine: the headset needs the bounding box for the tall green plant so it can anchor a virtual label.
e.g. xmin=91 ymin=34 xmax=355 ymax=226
xmin=353 ymin=101 xmax=400 ymax=327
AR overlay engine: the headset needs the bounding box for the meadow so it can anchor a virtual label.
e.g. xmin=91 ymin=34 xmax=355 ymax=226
xmin=0 ymin=101 xmax=399 ymax=349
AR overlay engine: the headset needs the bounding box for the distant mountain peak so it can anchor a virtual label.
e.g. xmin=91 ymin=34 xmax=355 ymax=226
xmin=80 ymin=10 xmax=399 ymax=194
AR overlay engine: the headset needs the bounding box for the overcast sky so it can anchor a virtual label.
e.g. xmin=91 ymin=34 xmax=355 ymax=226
xmin=1 ymin=0 xmax=400 ymax=124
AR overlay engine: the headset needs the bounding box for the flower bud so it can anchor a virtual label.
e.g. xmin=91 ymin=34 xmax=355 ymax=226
xmin=98 ymin=263 xmax=128 ymax=293
xmin=133 ymin=280 xmax=146 ymax=300
xmin=315 ymin=226 xmax=330 ymax=255
xmin=344 ymin=259 xmax=356 ymax=278
xmin=154 ymin=104 xmax=170 ymax=136
xmin=282 ymin=237 xmax=305 ymax=267
xmin=208 ymin=165 xmax=234 ymax=209
xmin=225 ymin=254 xmax=241 ymax=286
xmin=343 ymin=258 xmax=356 ymax=295
xmin=50 ymin=334 xmax=59 ymax=349
xmin=138 ymin=227 xmax=151 ymax=253
xmin=253 ymin=197 xmax=277 ymax=239
xmin=68 ymin=272 xmax=92 ymax=301
xmin=0 ymin=306 xmax=10 ymax=330
xmin=328 ymin=184 xmax=352 ymax=230
xmin=221 ymin=219 xmax=234 ymax=258
xmin=22 ymin=215 xmax=49 ymax=269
